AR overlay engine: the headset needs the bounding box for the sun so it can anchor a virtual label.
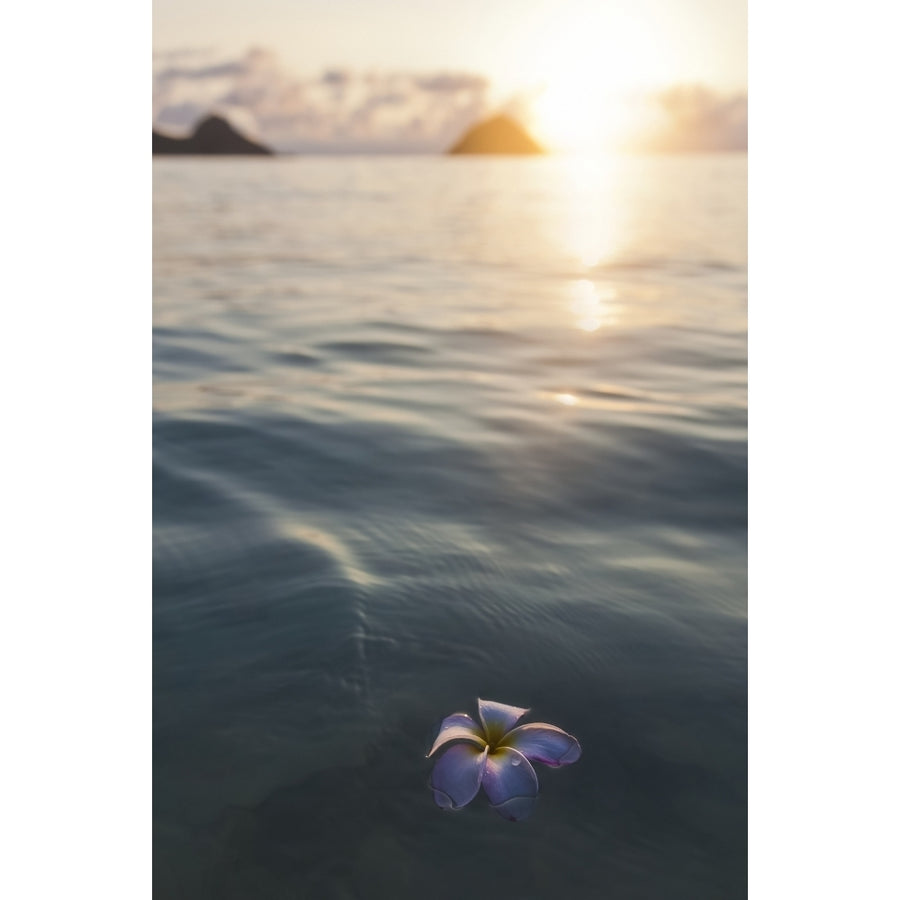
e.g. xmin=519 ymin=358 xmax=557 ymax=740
xmin=516 ymin=6 xmax=665 ymax=153
xmin=531 ymin=78 xmax=634 ymax=153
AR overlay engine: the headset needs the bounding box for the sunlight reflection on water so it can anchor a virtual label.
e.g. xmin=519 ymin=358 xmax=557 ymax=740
xmin=568 ymin=278 xmax=617 ymax=332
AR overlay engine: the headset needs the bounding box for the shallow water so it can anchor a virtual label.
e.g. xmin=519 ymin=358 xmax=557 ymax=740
xmin=153 ymin=154 xmax=746 ymax=898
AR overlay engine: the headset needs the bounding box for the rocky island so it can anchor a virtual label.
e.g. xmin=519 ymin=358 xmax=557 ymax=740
xmin=447 ymin=114 xmax=544 ymax=155
xmin=152 ymin=115 xmax=273 ymax=156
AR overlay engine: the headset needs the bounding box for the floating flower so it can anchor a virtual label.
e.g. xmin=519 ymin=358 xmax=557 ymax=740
xmin=426 ymin=698 xmax=581 ymax=821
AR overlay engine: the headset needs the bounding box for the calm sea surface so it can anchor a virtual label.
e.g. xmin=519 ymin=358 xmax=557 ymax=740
xmin=153 ymin=154 xmax=747 ymax=899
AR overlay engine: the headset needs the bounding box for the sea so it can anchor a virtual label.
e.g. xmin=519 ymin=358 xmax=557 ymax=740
xmin=153 ymin=153 xmax=747 ymax=899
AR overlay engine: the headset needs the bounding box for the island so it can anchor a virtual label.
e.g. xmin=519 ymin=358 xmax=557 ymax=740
xmin=152 ymin=115 xmax=273 ymax=156
xmin=447 ymin=114 xmax=544 ymax=155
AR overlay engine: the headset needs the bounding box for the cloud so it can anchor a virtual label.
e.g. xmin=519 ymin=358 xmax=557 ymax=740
xmin=152 ymin=47 xmax=215 ymax=64
xmin=153 ymin=48 xmax=491 ymax=153
xmin=630 ymin=85 xmax=747 ymax=152
xmin=320 ymin=69 xmax=351 ymax=86
xmin=155 ymin=61 xmax=247 ymax=82
xmin=414 ymin=73 xmax=489 ymax=93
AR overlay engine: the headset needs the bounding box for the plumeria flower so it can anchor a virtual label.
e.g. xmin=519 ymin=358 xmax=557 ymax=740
xmin=427 ymin=698 xmax=581 ymax=821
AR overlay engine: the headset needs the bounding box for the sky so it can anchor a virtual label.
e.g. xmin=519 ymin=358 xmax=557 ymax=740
xmin=153 ymin=0 xmax=747 ymax=153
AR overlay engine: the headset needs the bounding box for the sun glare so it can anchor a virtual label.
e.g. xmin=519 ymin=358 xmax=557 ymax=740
xmin=532 ymin=80 xmax=635 ymax=152
xmin=569 ymin=279 xmax=616 ymax=332
xmin=520 ymin=5 xmax=666 ymax=153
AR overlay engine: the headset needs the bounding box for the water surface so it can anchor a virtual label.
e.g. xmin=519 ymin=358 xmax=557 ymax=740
xmin=154 ymin=154 xmax=747 ymax=898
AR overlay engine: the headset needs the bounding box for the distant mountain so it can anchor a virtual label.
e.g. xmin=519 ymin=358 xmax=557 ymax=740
xmin=447 ymin=114 xmax=544 ymax=155
xmin=152 ymin=115 xmax=273 ymax=156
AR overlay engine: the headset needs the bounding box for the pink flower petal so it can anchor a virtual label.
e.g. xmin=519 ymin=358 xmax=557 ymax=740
xmin=426 ymin=713 xmax=486 ymax=758
xmin=501 ymin=723 xmax=582 ymax=767
xmin=477 ymin=698 xmax=530 ymax=743
xmin=430 ymin=743 xmax=489 ymax=810
xmin=481 ymin=747 xmax=539 ymax=821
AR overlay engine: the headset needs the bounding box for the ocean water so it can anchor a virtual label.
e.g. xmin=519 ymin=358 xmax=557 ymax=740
xmin=153 ymin=154 xmax=747 ymax=899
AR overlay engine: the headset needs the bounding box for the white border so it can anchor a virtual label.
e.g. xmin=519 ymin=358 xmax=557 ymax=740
xmin=751 ymin=0 xmax=899 ymax=896
xmin=2 ymin=2 xmax=151 ymax=897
